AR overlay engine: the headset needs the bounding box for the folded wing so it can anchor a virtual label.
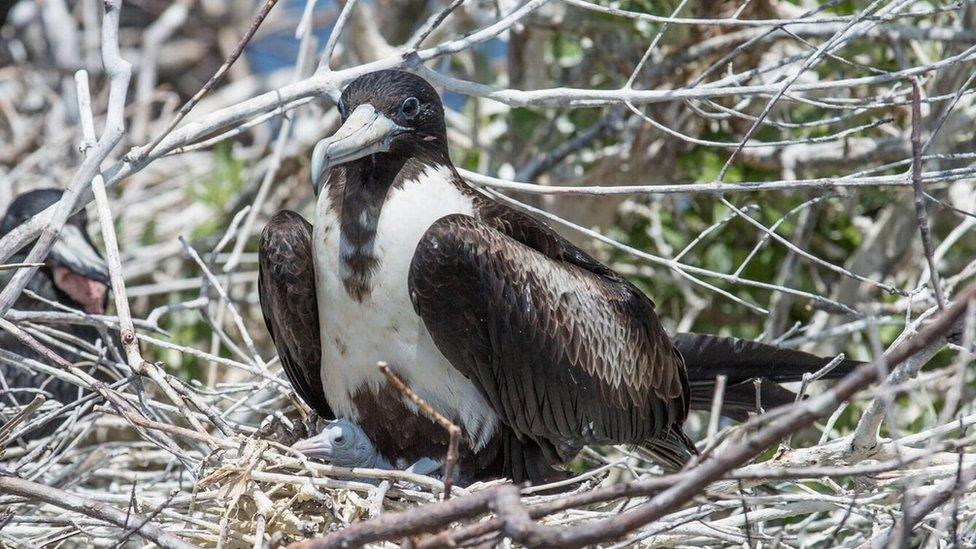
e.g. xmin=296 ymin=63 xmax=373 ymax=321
xmin=258 ymin=210 xmax=333 ymax=419
xmin=408 ymin=204 xmax=691 ymax=469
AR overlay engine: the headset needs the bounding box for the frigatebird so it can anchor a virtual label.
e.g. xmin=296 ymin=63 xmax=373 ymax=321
xmin=0 ymin=189 xmax=112 ymax=428
xmin=259 ymin=70 xmax=858 ymax=483
xmin=291 ymin=417 xmax=442 ymax=476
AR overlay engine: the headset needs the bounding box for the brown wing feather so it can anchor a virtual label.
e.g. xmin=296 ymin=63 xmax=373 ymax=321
xmin=408 ymin=206 xmax=689 ymax=464
xmin=475 ymin=197 xmax=687 ymax=405
xmin=258 ymin=210 xmax=333 ymax=419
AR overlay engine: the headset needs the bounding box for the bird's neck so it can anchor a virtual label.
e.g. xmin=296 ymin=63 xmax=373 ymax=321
xmin=329 ymin=153 xmax=460 ymax=301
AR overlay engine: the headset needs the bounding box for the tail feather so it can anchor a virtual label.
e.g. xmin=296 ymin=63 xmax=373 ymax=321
xmin=674 ymin=332 xmax=864 ymax=420
xmin=674 ymin=332 xmax=861 ymax=383
xmin=638 ymin=427 xmax=699 ymax=472
xmin=688 ymin=379 xmax=799 ymax=422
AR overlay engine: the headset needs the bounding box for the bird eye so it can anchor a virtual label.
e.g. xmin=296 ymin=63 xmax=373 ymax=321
xmin=334 ymin=435 xmax=344 ymax=444
xmin=400 ymin=96 xmax=420 ymax=119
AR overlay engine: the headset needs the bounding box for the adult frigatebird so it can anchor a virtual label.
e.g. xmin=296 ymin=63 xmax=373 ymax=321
xmin=0 ymin=189 xmax=112 ymax=423
xmin=259 ymin=70 xmax=858 ymax=483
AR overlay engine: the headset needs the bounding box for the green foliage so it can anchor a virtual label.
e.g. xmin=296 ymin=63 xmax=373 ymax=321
xmin=509 ymin=108 xmax=548 ymax=140
xmin=679 ymin=148 xmax=745 ymax=183
xmin=551 ymin=34 xmax=584 ymax=69
xmin=163 ymin=310 xmax=207 ymax=382
xmin=141 ymin=296 xmax=210 ymax=382
xmin=188 ymin=142 xmax=244 ymax=240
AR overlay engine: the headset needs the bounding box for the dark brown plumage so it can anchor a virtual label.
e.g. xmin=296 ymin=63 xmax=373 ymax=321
xmin=258 ymin=210 xmax=333 ymax=420
xmin=260 ymin=70 xmax=862 ymax=484
xmin=675 ymin=333 xmax=862 ymax=421
xmin=408 ymin=205 xmax=694 ymax=472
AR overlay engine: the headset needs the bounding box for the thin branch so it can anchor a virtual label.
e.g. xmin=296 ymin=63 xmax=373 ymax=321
xmin=74 ymin=69 xmax=142 ymax=368
xmin=318 ymin=0 xmax=360 ymax=73
xmin=139 ymin=0 xmax=280 ymax=159
xmin=0 ymin=395 xmax=46 ymax=444
xmin=563 ymin=0 xmax=959 ymax=27
xmin=0 ymin=262 xmax=44 ymax=271
xmin=379 ymin=363 xmax=460 ymax=501
xmin=706 ymin=375 xmax=727 ymax=440
xmin=460 ymin=166 xmax=974 ymax=196
xmin=909 ymin=77 xmax=947 ymax=310
xmin=405 ymin=0 xmax=465 ymax=50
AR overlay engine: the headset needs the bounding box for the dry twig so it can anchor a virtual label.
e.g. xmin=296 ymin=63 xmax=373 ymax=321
xmin=379 ymin=363 xmax=460 ymax=501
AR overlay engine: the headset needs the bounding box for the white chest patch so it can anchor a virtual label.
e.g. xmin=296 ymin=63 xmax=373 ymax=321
xmin=312 ymin=164 xmax=498 ymax=449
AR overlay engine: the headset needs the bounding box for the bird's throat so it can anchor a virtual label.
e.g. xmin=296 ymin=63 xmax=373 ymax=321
xmin=51 ymin=266 xmax=107 ymax=315
xmin=333 ymin=157 xmax=408 ymax=301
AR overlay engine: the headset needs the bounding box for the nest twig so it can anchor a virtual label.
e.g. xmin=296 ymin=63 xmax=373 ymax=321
xmin=379 ymin=363 xmax=461 ymax=501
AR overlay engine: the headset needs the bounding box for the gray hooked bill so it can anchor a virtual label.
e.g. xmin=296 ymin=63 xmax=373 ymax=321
xmin=310 ymin=104 xmax=410 ymax=194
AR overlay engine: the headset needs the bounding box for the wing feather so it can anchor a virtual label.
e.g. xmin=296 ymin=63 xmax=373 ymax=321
xmin=408 ymin=208 xmax=689 ymax=461
xmin=258 ymin=211 xmax=333 ymax=419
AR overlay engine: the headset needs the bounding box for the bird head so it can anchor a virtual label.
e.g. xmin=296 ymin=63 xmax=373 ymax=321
xmin=1 ymin=189 xmax=109 ymax=314
xmin=291 ymin=418 xmax=378 ymax=468
xmin=311 ymin=70 xmax=448 ymax=194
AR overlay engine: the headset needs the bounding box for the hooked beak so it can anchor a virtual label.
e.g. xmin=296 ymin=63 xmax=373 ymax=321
xmin=47 ymin=224 xmax=110 ymax=314
xmin=310 ymin=104 xmax=410 ymax=194
xmin=292 ymin=434 xmax=335 ymax=461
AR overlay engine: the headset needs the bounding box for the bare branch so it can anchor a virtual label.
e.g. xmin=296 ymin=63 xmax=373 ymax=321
xmin=0 ymin=475 xmax=196 ymax=549
xmin=909 ymin=77 xmax=948 ymax=310
xmin=379 ymin=363 xmax=460 ymax=501
xmin=139 ymin=0 xmax=280 ymax=159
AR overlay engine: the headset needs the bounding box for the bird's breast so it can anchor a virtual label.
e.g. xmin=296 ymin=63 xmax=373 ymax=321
xmin=312 ymin=164 xmax=497 ymax=450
